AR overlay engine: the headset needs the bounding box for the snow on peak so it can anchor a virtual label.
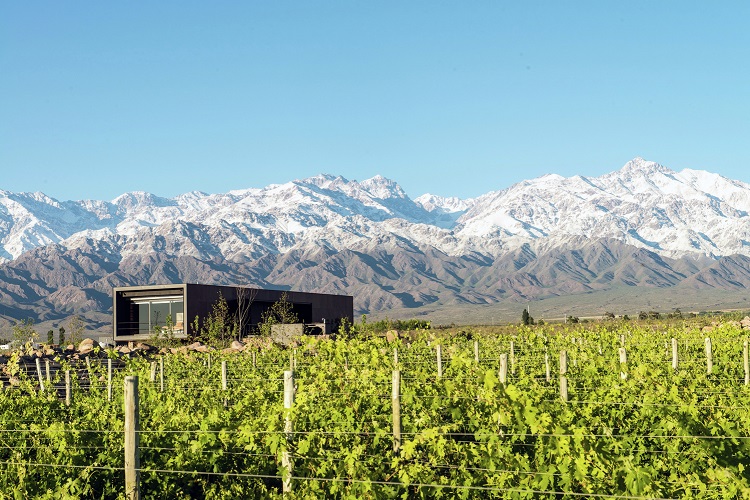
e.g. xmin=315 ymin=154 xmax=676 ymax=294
xmin=2 ymin=160 xmax=750 ymax=265
xmin=112 ymin=191 xmax=176 ymax=209
xmin=359 ymin=175 xmax=408 ymax=199
xmin=614 ymin=157 xmax=674 ymax=178
xmin=415 ymin=193 xmax=473 ymax=214
xmin=176 ymin=190 xmax=209 ymax=200
xmin=299 ymin=174 xmax=352 ymax=192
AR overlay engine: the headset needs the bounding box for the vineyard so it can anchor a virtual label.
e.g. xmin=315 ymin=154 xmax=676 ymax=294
xmin=2 ymin=323 xmax=750 ymax=499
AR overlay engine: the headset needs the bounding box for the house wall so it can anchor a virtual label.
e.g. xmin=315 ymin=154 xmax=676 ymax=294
xmin=113 ymin=284 xmax=353 ymax=343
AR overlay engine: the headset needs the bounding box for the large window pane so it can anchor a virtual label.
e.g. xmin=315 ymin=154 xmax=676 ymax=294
xmin=171 ymin=300 xmax=184 ymax=317
xmin=138 ymin=303 xmax=150 ymax=334
xmin=151 ymin=302 xmax=170 ymax=329
xmin=172 ymin=300 xmax=184 ymax=331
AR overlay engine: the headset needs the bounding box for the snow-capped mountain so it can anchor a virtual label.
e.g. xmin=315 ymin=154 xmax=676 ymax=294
xmin=454 ymin=158 xmax=750 ymax=258
xmin=0 ymin=158 xmax=750 ymax=261
xmin=2 ymin=157 xmax=748 ymax=263
xmin=1 ymin=157 xmax=749 ymax=324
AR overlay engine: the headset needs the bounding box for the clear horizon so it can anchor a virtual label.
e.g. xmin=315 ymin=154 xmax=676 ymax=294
xmin=2 ymin=2 xmax=748 ymax=202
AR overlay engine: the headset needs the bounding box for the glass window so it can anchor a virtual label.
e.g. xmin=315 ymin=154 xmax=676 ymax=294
xmin=132 ymin=296 xmax=185 ymax=335
xmin=151 ymin=302 xmax=171 ymax=329
xmin=172 ymin=300 xmax=184 ymax=331
xmin=138 ymin=303 xmax=150 ymax=334
xmin=171 ymin=300 xmax=184 ymax=317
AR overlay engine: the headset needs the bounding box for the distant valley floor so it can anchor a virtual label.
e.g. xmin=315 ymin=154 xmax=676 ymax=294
xmin=371 ymin=286 xmax=750 ymax=326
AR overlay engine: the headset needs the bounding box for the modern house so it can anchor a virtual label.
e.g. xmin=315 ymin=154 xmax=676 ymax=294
xmin=112 ymin=284 xmax=353 ymax=344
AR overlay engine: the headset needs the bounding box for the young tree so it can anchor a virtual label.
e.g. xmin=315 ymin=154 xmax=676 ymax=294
xmin=47 ymin=329 xmax=54 ymax=344
xmin=59 ymin=326 xmax=66 ymax=345
xmin=234 ymin=286 xmax=257 ymax=341
xmin=12 ymin=319 xmax=37 ymax=345
xmin=667 ymin=308 xmax=683 ymax=319
xmin=68 ymin=315 xmax=86 ymax=345
xmin=521 ymin=308 xmax=534 ymax=326
xmin=337 ymin=316 xmax=354 ymax=340
xmin=150 ymin=313 xmax=178 ymax=348
xmin=259 ymin=292 xmax=299 ymax=336
xmin=194 ymin=293 xmax=236 ymax=347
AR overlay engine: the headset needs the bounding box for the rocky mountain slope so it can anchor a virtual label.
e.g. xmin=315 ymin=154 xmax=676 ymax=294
xmin=1 ymin=157 xmax=749 ymax=327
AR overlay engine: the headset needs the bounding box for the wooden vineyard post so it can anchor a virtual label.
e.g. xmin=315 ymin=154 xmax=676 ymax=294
xmin=559 ymin=350 xmax=568 ymax=402
xmin=65 ymin=370 xmax=71 ymax=406
xmin=620 ymin=334 xmax=626 ymax=348
xmin=252 ymin=351 xmax=257 ymax=369
xmin=672 ymin=338 xmax=678 ymax=370
xmin=499 ymin=354 xmax=508 ymax=386
xmin=293 ymin=349 xmax=298 ymax=370
xmin=705 ymin=337 xmax=713 ymax=375
xmin=45 ymin=359 xmax=51 ymax=386
xmin=35 ymin=358 xmax=45 ymax=393
xmin=159 ymin=357 xmax=164 ymax=393
xmin=124 ymin=376 xmax=140 ymax=500
xmin=108 ymin=358 xmax=113 ymax=402
xmin=392 ymin=370 xmax=402 ymax=454
xmin=545 ymin=350 xmax=551 ymax=383
xmin=282 ymin=370 xmax=295 ymax=494
xmin=150 ymin=362 xmax=156 ymax=383
xmin=436 ymin=344 xmax=443 ymax=379
xmin=744 ymin=339 xmax=749 ymax=386
xmin=510 ymin=340 xmax=516 ymax=375
xmin=393 ymin=348 xmax=398 ymax=368
xmin=474 ymin=340 xmax=480 ymax=364
xmin=208 ymin=353 xmax=212 ymax=370
xmin=221 ymin=360 xmax=228 ymax=407
xmin=619 ymin=347 xmax=628 ymax=380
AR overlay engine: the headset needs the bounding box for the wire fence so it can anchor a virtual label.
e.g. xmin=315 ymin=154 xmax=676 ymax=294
xmin=2 ymin=332 xmax=750 ymax=497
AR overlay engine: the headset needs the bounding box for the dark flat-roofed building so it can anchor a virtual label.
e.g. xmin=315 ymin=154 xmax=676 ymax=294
xmin=112 ymin=284 xmax=353 ymax=344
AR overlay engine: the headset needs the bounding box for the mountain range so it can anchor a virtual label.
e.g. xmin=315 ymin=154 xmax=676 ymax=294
xmin=2 ymin=157 xmax=750 ymax=330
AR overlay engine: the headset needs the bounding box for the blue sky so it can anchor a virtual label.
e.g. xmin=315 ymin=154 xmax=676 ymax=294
xmin=2 ymin=2 xmax=748 ymax=202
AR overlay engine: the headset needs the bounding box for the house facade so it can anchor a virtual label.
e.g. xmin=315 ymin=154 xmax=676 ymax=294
xmin=112 ymin=284 xmax=354 ymax=344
